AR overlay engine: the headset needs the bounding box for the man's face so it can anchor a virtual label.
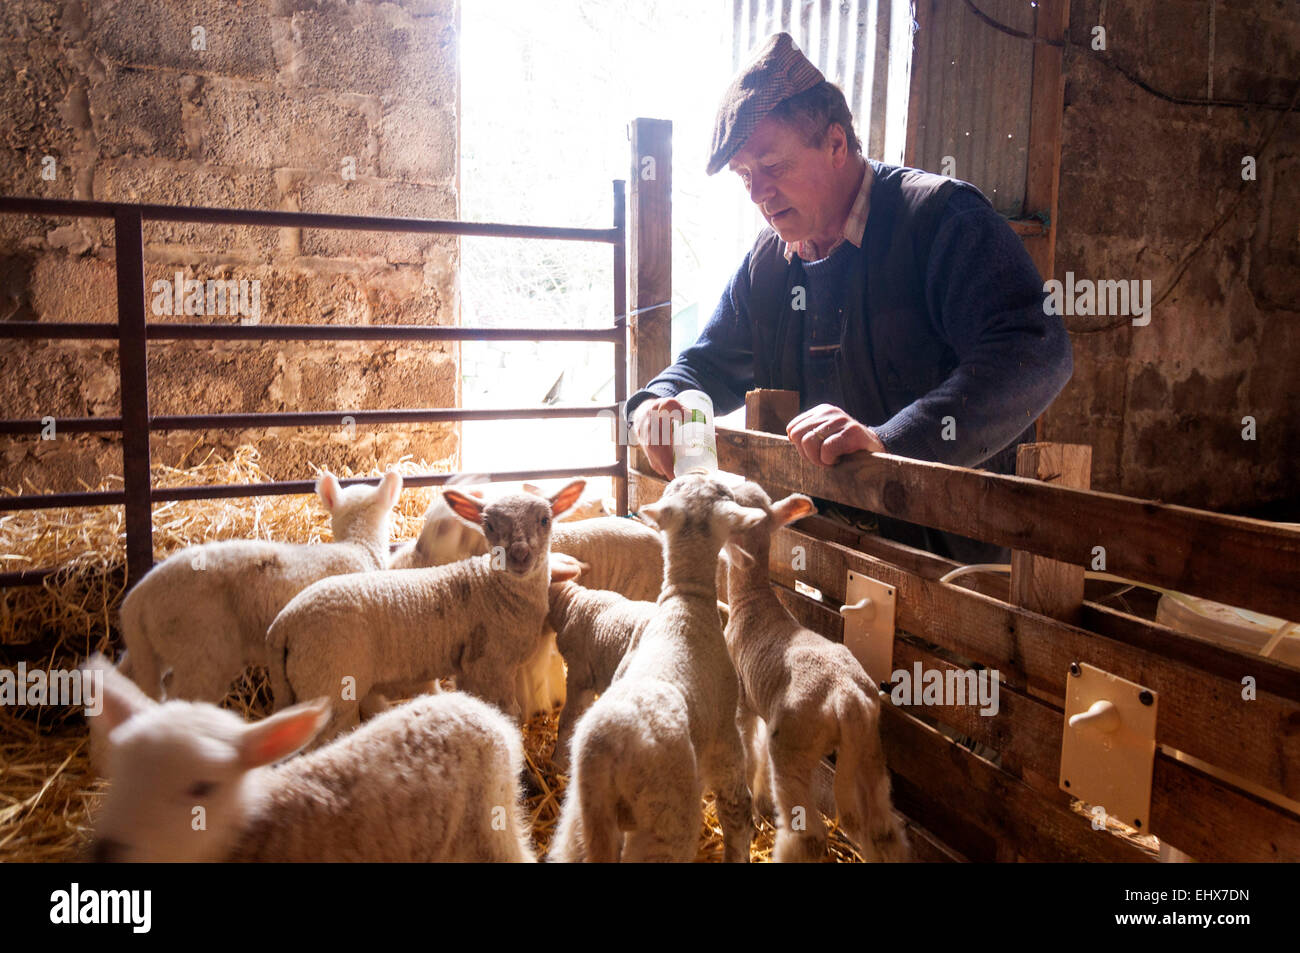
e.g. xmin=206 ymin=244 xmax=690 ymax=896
xmin=727 ymin=115 xmax=846 ymax=243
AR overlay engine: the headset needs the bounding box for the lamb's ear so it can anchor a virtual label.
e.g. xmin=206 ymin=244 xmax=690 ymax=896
xmin=771 ymin=493 xmax=815 ymax=527
xmin=82 ymin=653 xmax=154 ymax=734
xmin=442 ymin=488 xmax=486 ymax=525
xmin=637 ymin=499 xmax=679 ymax=533
xmin=548 ymin=552 xmax=588 ymax=583
xmin=723 ymin=541 xmax=757 ymax=569
xmin=378 ymin=470 xmax=403 ymax=508
xmin=316 ymin=472 xmax=341 ymax=510
xmin=548 ymin=479 xmax=586 ymax=518
xmin=238 ymin=698 xmax=331 ymax=768
xmin=715 ymin=500 xmax=767 ymax=535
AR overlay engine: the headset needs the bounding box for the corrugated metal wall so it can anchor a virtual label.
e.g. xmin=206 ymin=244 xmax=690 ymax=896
xmin=905 ymin=0 xmax=1036 ymax=216
xmin=725 ymin=0 xmax=911 ymax=164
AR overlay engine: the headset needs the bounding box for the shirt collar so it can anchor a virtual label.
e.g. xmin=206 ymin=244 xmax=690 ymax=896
xmin=783 ymin=162 xmax=872 ymax=263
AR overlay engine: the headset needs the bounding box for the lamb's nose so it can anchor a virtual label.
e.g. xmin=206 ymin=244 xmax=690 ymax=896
xmin=92 ymin=838 xmax=125 ymax=863
xmin=508 ymin=542 xmax=530 ymax=564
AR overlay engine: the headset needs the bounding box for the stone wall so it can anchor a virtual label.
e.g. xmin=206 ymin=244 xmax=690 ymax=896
xmin=1 ymin=0 xmax=461 ymax=491
xmin=1043 ymin=0 xmax=1298 ymax=513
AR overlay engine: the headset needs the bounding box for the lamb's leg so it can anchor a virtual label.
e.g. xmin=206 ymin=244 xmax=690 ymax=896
xmin=460 ymin=663 xmax=524 ymax=722
xmin=737 ymin=702 xmax=773 ymax=820
xmin=554 ymin=685 xmax=595 ymax=771
xmin=706 ymin=732 xmax=754 ymax=863
xmin=768 ymin=740 xmax=827 ymax=863
xmin=620 ymin=789 xmax=699 ymax=863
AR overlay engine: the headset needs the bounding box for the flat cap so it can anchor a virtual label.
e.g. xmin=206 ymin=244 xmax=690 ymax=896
xmin=706 ymin=32 xmax=826 ymax=176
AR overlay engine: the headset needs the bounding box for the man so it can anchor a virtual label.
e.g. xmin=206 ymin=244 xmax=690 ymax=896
xmin=625 ymin=33 xmax=1072 ymax=563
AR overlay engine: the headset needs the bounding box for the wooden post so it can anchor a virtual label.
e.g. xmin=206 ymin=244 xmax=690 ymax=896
xmin=1009 ymin=442 xmax=1092 ymax=624
xmin=612 ymin=179 xmax=628 ymax=516
xmin=627 ymin=118 xmax=672 ymax=510
xmin=1021 ymin=0 xmax=1070 ymax=282
xmin=744 ymin=389 xmax=801 ymax=435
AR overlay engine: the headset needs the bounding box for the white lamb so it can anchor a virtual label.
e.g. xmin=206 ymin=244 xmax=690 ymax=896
xmin=393 ymin=494 xmax=666 ymax=720
xmin=549 ymin=472 xmax=762 ymax=863
xmin=545 ymin=580 xmax=657 ymax=770
xmin=83 ymin=655 xmax=534 ymax=862
xmin=267 ymin=480 xmax=586 ymax=745
xmin=723 ymin=480 xmax=909 ymax=863
xmin=119 ymin=471 xmax=403 ymax=702
xmin=390 ymin=484 xmax=489 ymax=570
xmin=550 ymin=517 xmax=665 ymax=601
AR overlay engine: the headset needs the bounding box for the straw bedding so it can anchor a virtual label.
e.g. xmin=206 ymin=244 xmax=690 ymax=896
xmin=1 ymin=446 xmax=863 ymax=863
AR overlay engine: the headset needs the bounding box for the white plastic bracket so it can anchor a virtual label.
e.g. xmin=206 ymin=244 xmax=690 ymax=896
xmin=1059 ymin=661 xmax=1158 ymax=832
xmin=839 ymin=571 xmax=897 ymax=687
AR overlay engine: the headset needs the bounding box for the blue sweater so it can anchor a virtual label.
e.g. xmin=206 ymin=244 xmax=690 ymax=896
xmin=627 ymin=186 xmax=1072 ymax=471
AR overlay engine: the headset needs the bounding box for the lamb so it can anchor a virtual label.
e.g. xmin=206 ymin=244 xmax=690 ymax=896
xmin=267 ymin=480 xmax=586 ymax=746
xmin=119 ymin=470 xmax=403 ymax=702
xmin=392 ymin=494 xmax=666 ymax=720
xmin=549 ymin=472 xmax=762 ymax=863
xmin=390 ymin=484 xmax=489 ymax=570
xmin=545 ymin=581 xmax=658 ymax=769
xmin=83 ymin=655 xmax=535 ymax=862
xmin=722 ymin=480 xmax=909 ymax=863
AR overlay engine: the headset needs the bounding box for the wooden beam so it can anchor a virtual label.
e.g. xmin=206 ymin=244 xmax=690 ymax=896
xmin=744 ymin=388 xmax=800 ymax=436
xmin=776 ymin=582 xmax=1300 ymax=862
xmin=1009 ymin=443 xmax=1092 ymax=624
xmin=627 ymin=118 xmax=672 ymax=509
xmin=714 ymin=425 xmax=1300 ymax=622
xmin=1021 ymin=0 xmax=1069 ymax=279
xmin=767 ymin=523 xmax=1300 ymax=801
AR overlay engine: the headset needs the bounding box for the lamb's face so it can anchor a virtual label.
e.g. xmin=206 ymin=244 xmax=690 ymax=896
xmin=91 ymin=703 xmax=252 ymax=863
xmin=482 ymin=493 xmax=555 ymax=577
xmin=655 ymin=473 xmax=741 ymax=542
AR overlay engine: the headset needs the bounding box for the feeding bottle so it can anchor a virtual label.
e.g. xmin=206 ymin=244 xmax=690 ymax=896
xmin=672 ymin=389 xmax=718 ymax=477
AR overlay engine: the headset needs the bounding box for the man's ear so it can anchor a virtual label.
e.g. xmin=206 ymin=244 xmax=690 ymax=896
xmin=771 ymin=493 xmax=815 ymax=526
xmin=548 ymin=479 xmax=587 ymax=518
xmin=238 ymin=698 xmax=331 ymax=768
xmin=442 ymin=488 xmax=486 ymax=525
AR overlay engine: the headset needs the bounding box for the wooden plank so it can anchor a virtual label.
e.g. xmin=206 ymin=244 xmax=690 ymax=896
xmin=773 ymin=587 xmax=1150 ymax=862
xmin=776 ymin=584 xmax=1300 ymax=861
xmin=714 ymin=426 xmax=1300 ymax=622
xmin=1021 ymin=0 xmax=1069 ymax=278
xmin=627 ymin=118 xmax=672 ymax=505
xmin=744 ymin=389 xmax=800 ymax=436
xmin=1009 ymin=443 xmax=1091 ymax=624
xmin=897 ymin=815 xmax=968 ymax=863
xmin=902 ymin=0 xmax=933 ymax=170
xmin=767 ymin=524 xmax=1300 ymax=801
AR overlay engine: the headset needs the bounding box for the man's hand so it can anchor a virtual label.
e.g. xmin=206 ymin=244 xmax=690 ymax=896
xmin=786 ymin=403 xmax=885 ymax=466
xmin=632 ymin=397 xmax=686 ymax=479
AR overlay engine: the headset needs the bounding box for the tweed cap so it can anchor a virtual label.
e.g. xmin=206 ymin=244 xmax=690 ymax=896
xmin=706 ymin=32 xmax=826 ymax=176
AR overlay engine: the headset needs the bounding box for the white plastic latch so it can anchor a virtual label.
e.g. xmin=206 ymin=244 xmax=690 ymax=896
xmin=1059 ymin=662 xmax=1158 ymax=832
xmin=839 ymin=571 xmax=896 ymax=688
